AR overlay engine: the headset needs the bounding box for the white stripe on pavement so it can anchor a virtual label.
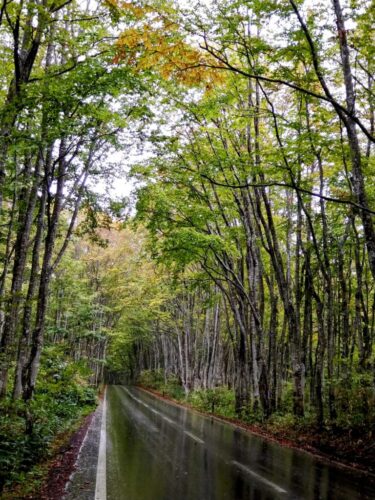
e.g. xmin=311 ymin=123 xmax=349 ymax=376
xmin=124 ymin=387 xmax=181 ymax=430
xmin=184 ymin=430 xmax=204 ymax=444
xmin=95 ymin=388 xmax=107 ymax=500
xmin=231 ymin=460 xmax=287 ymax=495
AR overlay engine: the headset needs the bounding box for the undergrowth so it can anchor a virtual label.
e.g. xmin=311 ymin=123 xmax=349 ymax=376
xmin=0 ymin=345 xmax=97 ymax=496
xmin=138 ymin=369 xmax=375 ymax=432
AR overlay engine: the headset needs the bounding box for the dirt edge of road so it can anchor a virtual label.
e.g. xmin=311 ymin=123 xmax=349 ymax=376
xmin=32 ymin=410 xmax=96 ymax=500
xmin=18 ymin=390 xmax=106 ymax=500
xmin=137 ymin=385 xmax=375 ymax=480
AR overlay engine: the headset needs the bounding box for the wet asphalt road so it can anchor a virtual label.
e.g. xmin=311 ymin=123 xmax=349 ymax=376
xmin=103 ymin=385 xmax=375 ymax=500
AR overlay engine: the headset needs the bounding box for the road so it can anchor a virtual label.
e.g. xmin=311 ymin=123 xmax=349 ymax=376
xmin=65 ymin=385 xmax=375 ymax=499
xmin=89 ymin=385 xmax=373 ymax=500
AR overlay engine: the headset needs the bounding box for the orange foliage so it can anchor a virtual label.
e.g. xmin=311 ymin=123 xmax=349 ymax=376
xmin=112 ymin=1 xmax=225 ymax=89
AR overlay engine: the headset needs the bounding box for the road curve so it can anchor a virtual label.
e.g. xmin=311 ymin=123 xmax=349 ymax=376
xmin=100 ymin=385 xmax=375 ymax=500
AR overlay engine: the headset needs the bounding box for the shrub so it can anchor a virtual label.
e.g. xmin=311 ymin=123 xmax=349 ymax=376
xmin=138 ymin=369 xmax=165 ymax=390
xmin=0 ymin=346 xmax=97 ymax=494
xmin=188 ymin=387 xmax=236 ymax=417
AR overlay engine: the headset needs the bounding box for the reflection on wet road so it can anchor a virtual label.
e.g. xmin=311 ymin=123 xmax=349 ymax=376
xmin=106 ymin=386 xmax=374 ymax=500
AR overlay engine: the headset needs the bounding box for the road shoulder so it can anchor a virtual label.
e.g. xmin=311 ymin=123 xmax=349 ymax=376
xmin=64 ymin=398 xmax=104 ymax=500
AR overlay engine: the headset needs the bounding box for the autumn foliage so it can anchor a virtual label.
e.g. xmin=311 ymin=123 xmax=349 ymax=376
xmin=112 ymin=0 xmax=224 ymax=88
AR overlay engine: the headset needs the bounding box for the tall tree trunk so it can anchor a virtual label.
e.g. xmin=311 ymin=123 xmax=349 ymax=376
xmin=14 ymin=181 xmax=47 ymax=399
xmin=332 ymin=0 xmax=375 ymax=279
xmin=22 ymin=138 xmax=67 ymax=402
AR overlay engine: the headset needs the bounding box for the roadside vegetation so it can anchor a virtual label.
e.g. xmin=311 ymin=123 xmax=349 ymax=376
xmin=0 ymin=348 xmax=96 ymax=496
xmin=0 ymin=0 xmax=374 ymax=494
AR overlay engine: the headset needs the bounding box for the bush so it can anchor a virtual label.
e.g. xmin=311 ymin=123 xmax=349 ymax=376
xmin=0 ymin=346 xmax=97 ymax=494
xmin=188 ymin=387 xmax=236 ymax=417
xmin=160 ymin=377 xmax=185 ymax=400
xmin=138 ymin=369 xmax=165 ymax=390
xmin=138 ymin=370 xmax=186 ymax=399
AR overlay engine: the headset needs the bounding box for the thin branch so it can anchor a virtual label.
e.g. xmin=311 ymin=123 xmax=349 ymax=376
xmin=198 ymin=173 xmax=375 ymax=216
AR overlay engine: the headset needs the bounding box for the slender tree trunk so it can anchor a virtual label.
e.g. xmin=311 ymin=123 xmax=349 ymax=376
xmin=332 ymin=0 xmax=375 ymax=278
xmin=23 ymin=138 xmax=67 ymax=402
xmin=14 ymin=182 xmax=47 ymax=399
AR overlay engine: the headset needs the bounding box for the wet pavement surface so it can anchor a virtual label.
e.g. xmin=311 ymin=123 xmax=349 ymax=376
xmin=64 ymin=400 xmax=103 ymax=500
xmin=106 ymin=386 xmax=375 ymax=500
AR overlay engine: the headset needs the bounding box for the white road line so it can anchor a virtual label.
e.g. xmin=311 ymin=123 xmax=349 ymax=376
xmin=163 ymin=416 xmax=174 ymax=424
xmin=95 ymin=388 xmax=107 ymax=500
xmin=139 ymin=400 xmax=149 ymax=409
xmin=124 ymin=387 xmax=176 ymax=428
xmin=184 ymin=430 xmax=204 ymax=444
xmin=124 ymin=388 xmax=138 ymax=402
xmin=124 ymin=389 xmax=149 ymax=408
xmin=231 ymin=460 xmax=287 ymax=495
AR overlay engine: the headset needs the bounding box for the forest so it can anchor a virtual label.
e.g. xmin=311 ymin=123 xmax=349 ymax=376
xmin=0 ymin=0 xmax=374 ymax=495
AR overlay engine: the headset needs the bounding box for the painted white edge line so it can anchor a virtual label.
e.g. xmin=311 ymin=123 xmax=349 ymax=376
xmin=231 ymin=460 xmax=287 ymax=495
xmin=95 ymin=388 xmax=107 ymax=500
xmin=184 ymin=430 xmax=204 ymax=445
